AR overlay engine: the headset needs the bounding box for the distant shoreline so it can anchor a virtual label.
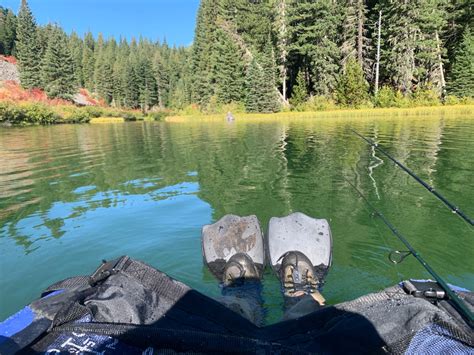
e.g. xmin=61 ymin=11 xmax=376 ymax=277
xmin=2 ymin=104 xmax=473 ymax=127
xmin=166 ymin=105 xmax=474 ymax=122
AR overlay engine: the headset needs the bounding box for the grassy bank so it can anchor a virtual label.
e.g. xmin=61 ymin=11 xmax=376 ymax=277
xmin=166 ymin=104 xmax=474 ymax=122
xmin=0 ymin=101 xmax=170 ymax=126
xmin=1 ymin=101 xmax=472 ymax=126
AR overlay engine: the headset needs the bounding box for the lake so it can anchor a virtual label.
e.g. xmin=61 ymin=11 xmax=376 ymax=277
xmin=1 ymin=114 xmax=473 ymax=323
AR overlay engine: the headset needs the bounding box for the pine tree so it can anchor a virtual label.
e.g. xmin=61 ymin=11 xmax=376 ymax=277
xmin=341 ymin=0 xmax=371 ymax=79
xmin=69 ymin=31 xmax=84 ymax=87
xmin=41 ymin=27 xmax=76 ymax=99
xmin=0 ymin=8 xmax=17 ymax=55
xmin=15 ymin=0 xmax=42 ymax=89
xmin=336 ymin=58 xmax=369 ymax=107
xmin=444 ymin=0 xmax=472 ymax=76
xmin=415 ymin=0 xmax=448 ymax=94
xmin=123 ymin=55 xmax=140 ymax=108
xmin=192 ymin=0 xmax=219 ymax=106
xmin=287 ymin=0 xmax=341 ymax=96
xmin=153 ymin=50 xmax=170 ymax=108
xmin=214 ymin=29 xmax=244 ymax=104
xmin=95 ymin=37 xmax=116 ymax=103
xmin=112 ymin=38 xmax=130 ymax=107
xmin=82 ymin=32 xmax=95 ymax=92
xmin=260 ymin=40 xmax=280 ymax=112
xmin=448 ymin=28 xmax=474 ymax=97
xmin=245 ymin=57 xmax=263 ymax=112
xmin=36 ymin=23 xmax=54 ymax=58
xmin=136 ymin=55 xmax=158 ymax=112
xmin=290 ymin=70 xmax=308 ymax=107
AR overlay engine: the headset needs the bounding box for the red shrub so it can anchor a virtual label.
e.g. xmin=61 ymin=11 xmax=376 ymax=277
xmin=0 ymin=55 xmax=17 ymax=64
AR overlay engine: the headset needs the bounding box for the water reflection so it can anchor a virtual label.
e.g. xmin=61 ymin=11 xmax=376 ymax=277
xmin=0 ymin=116 xmax=473 ymax=321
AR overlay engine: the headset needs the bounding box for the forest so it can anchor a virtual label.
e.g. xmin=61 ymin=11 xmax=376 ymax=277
xmin=0 ymin=0 xmax=473 ymax=114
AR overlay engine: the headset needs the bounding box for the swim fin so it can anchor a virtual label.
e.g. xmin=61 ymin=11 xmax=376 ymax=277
xmin=267 ymin=212 xmax=332 ymax=290
xmin=202 ymin=215 xmax=265 ymax=283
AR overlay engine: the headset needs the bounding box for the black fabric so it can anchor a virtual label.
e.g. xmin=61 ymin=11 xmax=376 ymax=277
xmin=14 ymin=257 xmax=474 ymax=354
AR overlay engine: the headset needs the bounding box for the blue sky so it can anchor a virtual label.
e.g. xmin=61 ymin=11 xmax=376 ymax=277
xmin=1 ymin=0 xmax=200 ymax=46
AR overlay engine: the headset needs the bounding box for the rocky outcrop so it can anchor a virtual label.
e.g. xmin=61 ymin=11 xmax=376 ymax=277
xmin=0 ymin=57 xmax=20 ymax=83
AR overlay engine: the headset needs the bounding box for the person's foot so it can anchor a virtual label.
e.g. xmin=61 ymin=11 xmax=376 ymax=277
xmin=223 ymin=253 xmax=260 ymax=286
xmin=279 ymin=251 xmax=320 ymax=297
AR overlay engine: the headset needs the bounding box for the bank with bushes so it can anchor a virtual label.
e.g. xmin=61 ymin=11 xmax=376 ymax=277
xmin=0 ymin=102 xmax=170 ymax=126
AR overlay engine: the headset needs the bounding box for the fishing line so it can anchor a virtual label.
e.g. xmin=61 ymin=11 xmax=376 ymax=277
xmin=352 ymin=129 xmax=474 ymax=226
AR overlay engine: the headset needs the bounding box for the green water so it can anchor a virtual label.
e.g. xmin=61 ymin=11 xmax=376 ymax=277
xmin=1 ymin=115 xmax=473 ymax=323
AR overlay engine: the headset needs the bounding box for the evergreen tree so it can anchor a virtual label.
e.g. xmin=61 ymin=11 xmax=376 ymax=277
xmin=192 ymin=0 xmax=219 ymax=106
xmin=290 ymin=69 xmax=308 ymax=107
xmin=444 ymin=0 xmax=473 ymax=76
xmin=15 ymin=0 xmax=41 ymax=88
xmin=97 ymin=62 xmax=114 ymax=104
xmin=69 ymin=31 xmax=84 ymax=87
xmin=341 ymin=0 xmax=371 ymax=79
xmin=136 ymin=55 xmax=158 ymax=112
xmin=415 ymin=0 xmax=448 ymax=94
xmin=123 ymin=55 xmax=140 ymax=108
xmin=112 ymin=38 xmax=130 ymax=107
xmin=287 ymin=0 xmax=341 ymax=96
xmin=244 ymin=46 xmax=279 ymax=114
xmin=0 ymin=8 xmax=17 ymax=55
xmin=448 ymin=28 xmax=474 ymax=97
xmin=82 ymin=32 xmax=96 ymax=92
xmin=245 ymin=57 xmax=263 ymax=112
xmin=36 ymin=23 xmax=54 ymax=58
xmin=214 ymin=29 xmax=244 ymax=104
xmin=336 ymin=58 xmax=369 ymax=107
xmin=95 ymin=37 xmax=116 ymax=103
xmin=41 ymin=27 xmax=76 ymax=99
xmin=260 ymin=40 xmax=280 ymax=112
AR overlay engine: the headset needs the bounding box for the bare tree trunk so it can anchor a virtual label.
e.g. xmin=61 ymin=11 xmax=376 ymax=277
xmin=374 ymin=10 xmax=382 ymax=94
xmin=357 ymin=0 xmax=364 ymax=66
xmin=435 ymin=30 xmax=446 ymax=97
xmin=278 ymin=0 xmax=288 ymax=102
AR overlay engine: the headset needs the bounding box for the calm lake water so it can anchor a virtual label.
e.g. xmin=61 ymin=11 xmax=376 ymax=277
xmin=1 ymin=114 xmax=473 ymax=323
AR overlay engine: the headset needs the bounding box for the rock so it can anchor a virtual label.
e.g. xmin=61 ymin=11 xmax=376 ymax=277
xmin=226 ymin=111 xmax=235 ymax=122
xmin=72 ymin=92 xmax=94 ymax=106
xmin=0 ymin=59 xmax=20 ymax=83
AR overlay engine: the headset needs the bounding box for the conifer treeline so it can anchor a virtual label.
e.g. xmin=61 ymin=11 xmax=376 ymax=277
xmin=1 ymin=0 xmax=473 ymax=113
xmin=0 ymin=1 xmax=191 ymax=110
xmin=192 ymin=0 xmax=473 ymax=111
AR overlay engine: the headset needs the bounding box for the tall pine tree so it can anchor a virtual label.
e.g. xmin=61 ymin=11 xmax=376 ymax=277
xmin=40 ymin=27 xmax=76 ymax=100
xmin=15 ymin=0 xmax=41 ymax=89
xmin=448 ymin=27 xmax=474 ymax=97
xmin=287 ymin=0 xmax=341 ymax=96
xmin=0 ymin=8 xmax=17 ymax=55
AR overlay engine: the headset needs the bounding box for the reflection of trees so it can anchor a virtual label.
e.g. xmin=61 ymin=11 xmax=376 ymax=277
xmin=0 ymin=117 xmax=472 ymax=290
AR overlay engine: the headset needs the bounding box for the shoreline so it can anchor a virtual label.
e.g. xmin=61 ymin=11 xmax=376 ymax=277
xmin=166 ymin=104 xmax=474 ymax=122
xmin=1 ymin=104 xmax=473 ymax=127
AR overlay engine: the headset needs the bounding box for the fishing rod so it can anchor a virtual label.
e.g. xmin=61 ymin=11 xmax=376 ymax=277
xmin=346 ymin=179 xmax=474 ymax=328
xmin=352 ymin=129 xmax=474 ymax=226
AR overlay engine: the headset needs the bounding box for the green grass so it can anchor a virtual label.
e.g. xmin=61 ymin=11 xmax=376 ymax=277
xmin=167 ymin=104 xmax=474 ymax=122
xmin=90 ymin=117 xmax=125 ymax=124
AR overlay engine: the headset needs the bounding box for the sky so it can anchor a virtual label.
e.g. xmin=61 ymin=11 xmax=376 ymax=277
xmin=1 ymin=0 xmax=200 ymax=46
